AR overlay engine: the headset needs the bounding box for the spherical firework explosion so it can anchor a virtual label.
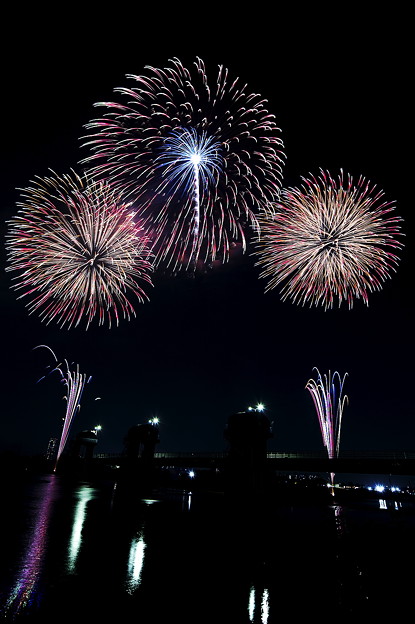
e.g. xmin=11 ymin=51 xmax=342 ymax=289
xmin=6 ymin=170 xmax=153 ymax=329
xmin=81 ymin=57 xmax=285 ymax=271
xmin=254 ymin=169 xmax=404 ymax=309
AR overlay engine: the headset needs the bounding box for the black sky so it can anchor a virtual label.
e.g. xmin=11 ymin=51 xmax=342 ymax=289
xmin=0 ymin=7 xmax=412 ymax=458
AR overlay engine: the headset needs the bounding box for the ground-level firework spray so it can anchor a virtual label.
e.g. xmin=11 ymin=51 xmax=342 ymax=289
xmin=34 ymin=345 xmax=90 ymax=471
xmin=306 ymin=367 xmax=348 ymax=486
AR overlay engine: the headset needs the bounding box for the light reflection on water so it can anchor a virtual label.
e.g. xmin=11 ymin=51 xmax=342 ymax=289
xmin=126 ymin=531 xmax=146 ymax=594
xmin=378 ymin=498 xmax=402 ymax=510
xmin=67 ymin=484 xmax=95 ymax=573
xmin=248 ymin=586 xmax=269 ymax=623
xmin=3 ymin=475 xmax=58 ymax=619
xmin=2 ymin=476 xmax=415 ymax=620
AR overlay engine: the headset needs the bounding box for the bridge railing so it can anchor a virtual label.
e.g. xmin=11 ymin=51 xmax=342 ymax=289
xmin=93 ymin=450 xmax=415 ymax=460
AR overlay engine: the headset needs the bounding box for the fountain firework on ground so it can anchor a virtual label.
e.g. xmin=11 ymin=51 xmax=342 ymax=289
xmin=34 ymin=345 xmax=90 ymax=470
xmin=306 ymin=367 xmax=348 ymax=485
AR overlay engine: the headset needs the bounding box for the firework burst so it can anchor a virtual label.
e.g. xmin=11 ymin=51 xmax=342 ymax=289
xmin=81 ymin=57 xmax=285 ymax=271
xmin=254 ymin=169 xmax=404 ymax=309
xmin=6 ymin=170 xmax=153 ymax=329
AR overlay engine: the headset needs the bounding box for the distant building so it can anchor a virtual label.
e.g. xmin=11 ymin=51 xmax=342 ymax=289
xmin=46 ymin=437 xmax=57 ymax=461
xmin=224 ymin=410 xmax=273 ymax=497
xmin=71 ymin=429 xmax=98 ymax=460
xmin=123 ymin=423 xmax=160 ymax=461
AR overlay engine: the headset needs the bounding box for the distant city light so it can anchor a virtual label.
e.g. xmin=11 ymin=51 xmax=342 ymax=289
xmin=375 ymin=485 xmax=385 ymax=492
xmin=148 ymin=417 xmax=159 ymax=425
xmin=188 ymin=470 xmax=195 ymax=479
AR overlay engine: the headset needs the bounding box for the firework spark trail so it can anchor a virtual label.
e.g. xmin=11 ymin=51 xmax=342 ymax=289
xmin=306 ymin=368 xmax=348 ymax=484
xmin=81 ymin=57 xmax=285 ymax=271
xmin=5 ymin=170 xmax=153 ymax=329
xmin=155 ymin=127 xmax=223 ymax=266
xmin=34 ymin=345 xmax=89 ymax=470
xmin=254 ymin=169 xmax=404 ymax=309
xmin=55 ymin=363 xmax=89 ymax=470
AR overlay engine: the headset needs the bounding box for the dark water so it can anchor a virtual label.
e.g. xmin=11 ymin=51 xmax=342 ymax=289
xmin=1 ymin=473 xmax=414 ymax=622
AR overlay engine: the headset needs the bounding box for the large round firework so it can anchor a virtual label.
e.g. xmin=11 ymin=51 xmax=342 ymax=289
xmin=254 ymin=170 xmax=404 ymax=309
xmin=81 ymin=57 xmax=285 ymax=271
xmin=6 ymin=170 xmax=153 ymax=328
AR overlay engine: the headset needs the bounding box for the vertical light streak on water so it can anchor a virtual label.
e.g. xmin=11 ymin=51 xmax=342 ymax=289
xmin=67 ymin=485 xmax=95 ymax=573
xmin=248 ymin=586 xmax=270 ymax=622
xmin=181 ymin=491 xmax=192 ymax=512
xmin=261 ymin=588 xmax=270 ymax=623
xmin=126 ymin=531 xmax=146 ymax=594
xmin=3 ymin=475 xmax=57 ymax=618
xmin=248 ymin=586 xmax=255 ymax=621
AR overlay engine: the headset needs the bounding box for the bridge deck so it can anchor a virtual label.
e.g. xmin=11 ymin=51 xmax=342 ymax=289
xmin=92 ymin=451 xmax=415 ymax=475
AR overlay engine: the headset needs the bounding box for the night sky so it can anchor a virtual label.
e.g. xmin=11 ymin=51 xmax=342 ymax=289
xmin=0 ymin=8 xmax=412 ymax=458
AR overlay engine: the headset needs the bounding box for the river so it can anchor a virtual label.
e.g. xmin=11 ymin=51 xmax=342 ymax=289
xmin=1 ymin=471 xmax=414 ymax=622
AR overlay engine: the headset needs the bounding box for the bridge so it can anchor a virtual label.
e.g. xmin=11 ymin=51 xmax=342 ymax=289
xmin=93 ymin=450 xmax=415 ymax=476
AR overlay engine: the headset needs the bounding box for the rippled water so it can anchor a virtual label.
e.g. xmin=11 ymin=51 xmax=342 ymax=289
xmin=1 ymin=473 xmax=414 ymax=622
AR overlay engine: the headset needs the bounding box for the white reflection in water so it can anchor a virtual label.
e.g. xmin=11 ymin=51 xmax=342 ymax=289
xmin=249 ymin=586 xmax=255 ymax=621
xmin=126 ymin=532 xmax=146 ymax=594
xmin=261 ymin=588 xmax=269 ymax=622
xmin=378 ymin=498 xmax=402 ymax=510
xmin=67 ymin=485 xmax=95 ymax=573
xmin=248 ymin=586 xmax=270 ymax=623
xmin=181 ymin=491 xmax=192 ymax=512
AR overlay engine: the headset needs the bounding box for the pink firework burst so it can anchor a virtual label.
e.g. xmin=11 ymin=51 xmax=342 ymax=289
xmin=6 ymin=170 xmax=153 ymax=329
xmin=255 ymin=169 xmax=404 ymax=309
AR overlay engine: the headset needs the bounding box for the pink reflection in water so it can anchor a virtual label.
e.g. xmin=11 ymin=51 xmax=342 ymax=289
xmin=4 ymin=475 xmax=57 ymax=617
